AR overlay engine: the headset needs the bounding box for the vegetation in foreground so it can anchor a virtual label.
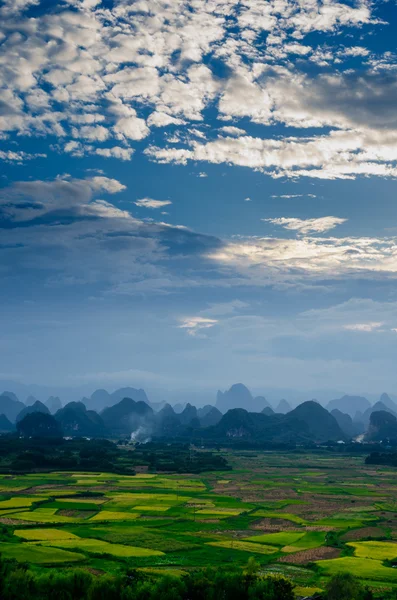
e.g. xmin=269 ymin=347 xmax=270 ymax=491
xmin=0 ymin=554 xmax=382 ymax=600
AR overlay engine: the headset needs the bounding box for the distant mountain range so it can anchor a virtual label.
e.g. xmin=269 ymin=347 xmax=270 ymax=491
xmin=216 ymin=383 xmax=271 ymax=413
xmin=2 ymin=382 xmax=397 ymax=444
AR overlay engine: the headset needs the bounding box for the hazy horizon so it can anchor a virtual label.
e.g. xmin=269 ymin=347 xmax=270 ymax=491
xmin=0 ymin=377 xmax=393 ymax=409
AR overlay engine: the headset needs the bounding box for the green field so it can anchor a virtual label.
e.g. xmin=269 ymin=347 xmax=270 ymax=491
xmin=0 ymin=542 xmax=85 ymax=564
xmin=348 ymin=541 xmax=397 ymax=560
xmin=1 ymin=452 xmax=397 ymax=594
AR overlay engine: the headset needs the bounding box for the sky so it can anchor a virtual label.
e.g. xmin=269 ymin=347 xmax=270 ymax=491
xmin=1 ymin=0 xmax=397 ymax=397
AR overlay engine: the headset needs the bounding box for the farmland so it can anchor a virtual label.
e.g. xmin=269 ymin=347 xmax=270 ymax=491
xmin=1 ymin=451 xmax=397 ymax=595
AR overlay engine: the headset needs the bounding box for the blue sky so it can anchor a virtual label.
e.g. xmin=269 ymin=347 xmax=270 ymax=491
xmin=1 ymin=0 xmax=397 ymax=397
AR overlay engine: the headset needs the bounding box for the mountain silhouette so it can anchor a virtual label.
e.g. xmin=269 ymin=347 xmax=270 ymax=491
xmin=46 ymin=396 xmax=62 ymax=413
xmin=179 ymin=403 xmax=198 ymax=425
xmin=276 ymin=399 xmax=292 ymax=414
xmin=101 ymin=397 xmax=153 ymax=436
xmin=18 ymin=412 xmax=62 ymax=438
xmin=155 ymin=403 xmax=181 ymax=435
xmin=379 ymin=393 xmax=396 ymax=411
xmin=366 ymin=410 xmax=397 ymax=441
xmin=25 ymin=395 xmax=39 ymax=406
xmin=209 ymin=401 xmax=343 ymax=443
xmin=16 ymin=400 xmax=49 ymax=423
xmin=216 ymin=384 xmax=270 ymax=412
xmin=86 ymin=387 xmax=150 ymax=411
xmin=362 ymin=401 xmax=397 ymax=426
xmin=330 ymin=409 xmax=356 ymax=437
xmin=326 ymin=395 xmax=370 ymax=418
xmin=199 ymin=406 xmax=222 ymax=427
xmin=0 ymin=414 xmax=14 ymax=433
xmin=0 ymin=392 xmax=25 ymax=422
xmin=288 ymin=401 xmax=344 ymax=441
xmin=55 ymin=401 xmax=106 ymax=437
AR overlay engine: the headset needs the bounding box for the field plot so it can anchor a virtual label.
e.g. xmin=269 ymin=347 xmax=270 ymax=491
xmin=1 ymin=452 xmax=397 ymax=594
xmin=14 ymin=528 xmax=79 ymax=540
xmin=41 ymin=537 xmax=164 ymax=557
xmin=0 ymin=496 xmax=47 ymax=509
xmin=348 ymin=541 xmax=397 ymax=560
xmin=316 ymin=557 xmax=397 ymax=582
xmin=0 ymin=542 xmax=85 ymax=564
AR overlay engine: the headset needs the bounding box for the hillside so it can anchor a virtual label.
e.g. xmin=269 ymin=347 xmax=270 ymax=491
xmin=101 ymin=397 xmax=153 ymax=436
xmin=16 ymin=400 xmax=49 ymax=423
xmin=199 ymin=406 xmax=222 ymax=427
xmin=331 ymin=408 xmax=356 ymax=437
xmin=289 ymin=401 xmax=344 ymax=441
xmin=366 ymin=410 xmax=397 ymax=442
xmin=206 ymin=402 xmax=343 ymax=443
xmin=0 ymin=392 xmax=25 ymax=422
xmin=55 ymin=402 xmax=106 ymax=437
xmin=0 ymin=414 xmax=14 ymax=433
xmin=155 ymin=404 xmax=181 ymax=435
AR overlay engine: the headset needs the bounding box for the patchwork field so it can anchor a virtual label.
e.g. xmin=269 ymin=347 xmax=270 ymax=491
xmin=1 ymin=452 xmax=397 ymax=594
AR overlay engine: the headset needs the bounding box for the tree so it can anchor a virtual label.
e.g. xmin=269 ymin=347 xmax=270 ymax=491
xmin=243 ymin=556 xmax=260 ymax=578
xmin=2 ymin=569 xmax=36 ymax=600
xmin=325 ymin=573 xmax=371 ymax=600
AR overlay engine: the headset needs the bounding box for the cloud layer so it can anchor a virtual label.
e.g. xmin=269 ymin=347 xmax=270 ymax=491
xmin=1 ymin=0 xmax=396 ymax=179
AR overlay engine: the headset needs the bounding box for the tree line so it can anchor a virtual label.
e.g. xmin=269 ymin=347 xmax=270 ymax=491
xmin=0 ymin=436 xmax=230 ymax=474
xmin=0 ymin=554 xmax=391 ymax=600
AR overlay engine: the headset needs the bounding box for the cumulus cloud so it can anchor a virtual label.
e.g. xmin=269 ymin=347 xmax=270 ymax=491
xmin=95 ymin=146 xmax=134 ymax=161
xmin=135 ymin=198 xmax=172 ymax=209
xmin=264 ymin=216 xmax=347 ymax=234
xmin=0 ymin=0 xmax=39 ymax=15
xmin=220 ymin=126 xmax=246 ymax=136
xmin=146 ymin=129 xmax=397 ymax=180
xmin=0 ymin=150 xmax=46 ymax=163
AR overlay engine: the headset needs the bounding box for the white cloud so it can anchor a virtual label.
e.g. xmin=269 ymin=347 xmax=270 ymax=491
xmin=95 ymin=146 xmax=134 ymax=161
xmin=64 ymin=141 xmax=133 ymax=161
xmin=0 ymin=0 xmax=39 ymax=15
xmin=178 ymin=316 xmax=218 ymax=337
xmin=219 ymin=72 xmax=272 ymax=124
xmin=135 ymin=198 xmax=172 ymax=209
xmin=0 ymin=0 xmax=391 ymax=179
xmin=220 ymin=126 xmax=246 ymax=136
xmin=145 ymin=129 xmax=397 ymax=180
xmin=207 ymin=235 xmax=397 ymax=287
xmin=341 ymin=46 xmax=370 ymax=57
xmin=72 ymin=125 xmax=110 ymax=141
xmin=113 ymin=116 xmax=149 ymax=141
xmin=147 ymin=112 xmax=186 ymax=128
xmin=0 ymin=175 xmax=127 ymax=223
xmin=344 ymin=322 xmax=384 ymax=332
xmin=88 ymin=176 xmax=126 ymax=195
xmin=0 ymin=150 xmax=46 ymax=163
xmin=264 ymin=216 xmax=347 ymax=234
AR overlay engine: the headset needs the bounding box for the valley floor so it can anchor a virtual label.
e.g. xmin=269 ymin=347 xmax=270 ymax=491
xmin=0 ymin=450 xmax=396 ymax=596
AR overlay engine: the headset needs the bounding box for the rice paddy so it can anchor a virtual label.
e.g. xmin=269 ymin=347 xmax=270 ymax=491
xmin=1 ymin=451 xmax=397 ymax=594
